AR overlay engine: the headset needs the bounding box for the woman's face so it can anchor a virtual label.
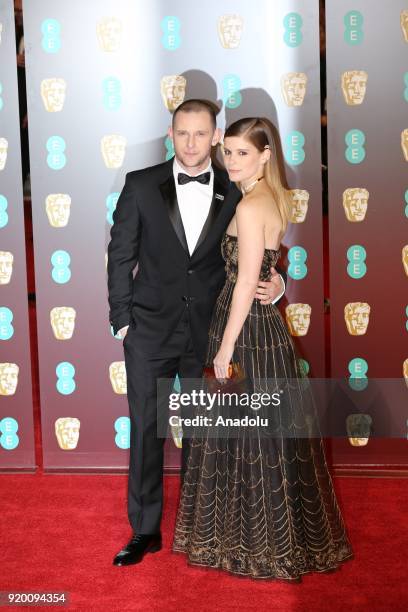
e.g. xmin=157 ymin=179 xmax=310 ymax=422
xmin=222 ymin=135 xmax=268 ymax=184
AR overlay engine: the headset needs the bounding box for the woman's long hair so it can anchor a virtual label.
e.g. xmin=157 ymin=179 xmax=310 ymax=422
xmin=224 ymin=117 xmax=291 ymax=232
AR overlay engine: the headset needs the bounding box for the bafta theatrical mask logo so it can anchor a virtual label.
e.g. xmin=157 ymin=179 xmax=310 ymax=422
xmin=45 ymin=193 xmax=71 ymax=227
xmin=55 ymin=417 xmax=80 ymax=450
xmin=41 ymin=78 xmax=67 ymax=112
xmin=403 ymin=359 xmax=408 ymax=388
xmin=101 ymin=135 xmax=126 ymax=169
xmin=346 ymin=414 xmax=372 ymax=447
xmin=96 ymin=17 xmax=122 ymax=52
xmin=401 ymin=10 xmax=408 ymax=43
xmin=285 ymin=304 xmax=311 ymax=336
xmin=109 ymin=361 xmax=127 ymax=394
xmin=344 ymin=302 xmax=370 ymax=336
xmin=401 ymin=129 xmax=408 ymax=161
xmin=0 ymin=362 xmax=19 ymax=396
xmin=281 ymin=72 xmax=307 ymax=107
xmin=0 ymin=137 xmax=8 ymax=170
xmin=289 ymin=189 xmax=309 ymax=223
xmin=343 ymin=188 xmax=369 ymax=222
xmin=402 ymin=245 xmax=408 ymax=276
xmin=0 ymin=251 xmax=13 ymax=285
xmin=50 ymin=307 xmax=76 ymax=340
xmin=341 ymin=71 xmax=368 ymax=106
xmin=160 ymin=75 xmax=186 ymax=111
xmin=171 ymin=417 xmax=183 ymax=449
xmin=217 ymin=14 xmax=244 ymax=49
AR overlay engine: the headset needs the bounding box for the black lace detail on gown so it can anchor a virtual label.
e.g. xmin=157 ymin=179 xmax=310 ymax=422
xmin=173 ymin=234 xmax=353 ymax=580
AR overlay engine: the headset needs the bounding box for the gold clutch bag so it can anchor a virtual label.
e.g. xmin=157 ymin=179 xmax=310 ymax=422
xmin=203 ymin=362 xmax=247 ymax=395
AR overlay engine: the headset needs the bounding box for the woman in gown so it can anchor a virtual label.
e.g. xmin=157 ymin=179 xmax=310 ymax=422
xmin=173 ymin=118 xmax=353 ymax=580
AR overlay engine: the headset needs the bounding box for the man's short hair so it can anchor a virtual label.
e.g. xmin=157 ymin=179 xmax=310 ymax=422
xmin=172 ymin=99 xmax=217 ymax=129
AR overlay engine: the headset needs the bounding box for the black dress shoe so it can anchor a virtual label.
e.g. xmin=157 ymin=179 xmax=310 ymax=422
xmin=113 ymin=533 xmax=162 ymax=566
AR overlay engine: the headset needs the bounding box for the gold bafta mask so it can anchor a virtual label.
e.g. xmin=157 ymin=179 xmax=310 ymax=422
xmin=289 ymin=189 xmax=309 ymax=223
xmin=96 ymin=17 xmax=122 ymax=52
xmin=0 ymin=363 xmax=19 ymax=396
xmin=403 ymin=245 xmax=408 ymax=276
xmin=346 ymin=414 xmax=372 ymax=447
xmin=0 ymin=251 xmax=13 ymax=285
xmin=401 ymin=10 xmax=408 ymax=43
xmin=101 ymin=135 xmax=126 ymax=169
xmin=171 ymin=417 xmax=183 ymax=449
xmin=285 ymin=304 xmax=312 ymax=336
xmin=0 ymin=23 xmax=3 ymax=46
xmin=109 ymin=361 xmax=127 ymax=394
xmin=217 ymin=14 xmax=244 ymax=49
xmin=55 ymin=417 xmax=80 ymax=450
xmin=40 ymin=78 xmax=67 ymax=112
xmin=344 ymin=302 xmax=370 ymax=335
xmin=50 ymin=307 xmax=76 ymax=340
xmin=160 ymin=75 xmax=186 ymax=112
xmin=401 ymin=129 xmax=408 ymax=162
xmin=0 ymin=137 xmax=8 ymax=171
xmin=403 ymin=359 xmax=408 ymax=388
xmin=343 ymin=188 xmax=369 ymax=222
xmin=341 ymin=71 xmax=368 ymax=106
xmin=281 ymin=73 xmax=307 ymax=107
xmin=45 ymin=193 xmax=71 ymax=227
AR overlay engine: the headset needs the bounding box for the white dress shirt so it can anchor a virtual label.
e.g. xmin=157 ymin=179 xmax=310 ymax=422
xmin=173 ymin=157 xmax=214 ymax=255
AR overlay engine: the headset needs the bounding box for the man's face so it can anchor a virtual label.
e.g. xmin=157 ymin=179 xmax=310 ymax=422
xmin=168 ymin=111 xmax=220 ymax=175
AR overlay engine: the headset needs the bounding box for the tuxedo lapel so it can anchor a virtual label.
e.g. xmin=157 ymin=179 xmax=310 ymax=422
xmin=159 ymin=174 xmax=189 ymax=254
xmin=191 ymin=168 xmax=230 ymax=257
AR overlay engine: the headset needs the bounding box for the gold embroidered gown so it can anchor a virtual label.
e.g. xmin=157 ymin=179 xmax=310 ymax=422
xmin=173 ymin=233 xmax=353 ymax=580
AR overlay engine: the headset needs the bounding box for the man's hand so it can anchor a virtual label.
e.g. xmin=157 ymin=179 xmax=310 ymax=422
xmin=118 ymin=325 xmax=129 ymax=339
xmin=255 ymin=267 xmax=285 ymax=305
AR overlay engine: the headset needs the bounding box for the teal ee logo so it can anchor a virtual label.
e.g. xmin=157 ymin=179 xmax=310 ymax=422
xmin=161 ymin=16 xmax=181 ymax=50
xmin=284 ymin=131 xmax=305 ymax=165
xmin=288 ymin=246 xmax=308 ymax=279
xmin=405 ymin=189 xmax=408 ymax=218
xmin=345 ymin=129 xmax=365 ymax=164
xmin=348 ymin=357 xmax=368 ymax=391
xmin=0 ymin=307 xmax=14 ymax=340
xmin=114 ymin=416 xmax=130 ymax=449
xmin=347 ymin=244 xmax=366 ymax=278
xmin=56 ymin=361 xmax=76 ymax=395
xmin=102 ymin=77 xmax=122 ymax=111
xmin=41 ymin=19 xmax=61 ymax=53
xmin=110 ymin=325 xmax=123 ymax=340
xmin=283 ymin=13 xmax=303 ymax=47
xmin=106 ymin=192 xmax=119 ymax=225
xmin=222 ymin=74 xmax=242 ymax=109
xmin=404 ymin=73 xmax=408 ymax=103
xmin=344 ymin=11 xmax=364 ymax=45
xmin=0 ymin=417 xmax=19 ymax=450
xmin=47 ymin=136 xmax=66 ymax=170
xmin=51 ymin=250 xmax=71 ymax=284
xmin=0 ymin=194 xmax=8 ymax=228
xmin=298 ymin=358 xmax=309 ymax=377
xmin=0 ymin=82 xmax=3 ymax=111
xmin=165 ymin=136 xmax=175 ymax=161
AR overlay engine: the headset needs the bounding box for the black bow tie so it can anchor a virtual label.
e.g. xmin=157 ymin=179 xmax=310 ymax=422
xmin=177 ymin=171 xmax=211 ymax=186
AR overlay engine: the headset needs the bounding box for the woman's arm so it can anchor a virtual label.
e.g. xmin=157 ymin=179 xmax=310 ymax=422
xmin=213 ymin=200 xmax=265 ymax=380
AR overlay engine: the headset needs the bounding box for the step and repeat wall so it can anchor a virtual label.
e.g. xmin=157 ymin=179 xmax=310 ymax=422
xmin=23 ymin=0 xmax=324 ymax=469
xmin=0 ymin=0 xmax=35 ymax=469
xmin=326 ymin=0 xmax=408 ymax=467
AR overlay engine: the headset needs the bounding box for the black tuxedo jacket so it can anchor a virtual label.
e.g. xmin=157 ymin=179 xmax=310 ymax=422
xmin=107 ymin=158 xmax=242 ymax=361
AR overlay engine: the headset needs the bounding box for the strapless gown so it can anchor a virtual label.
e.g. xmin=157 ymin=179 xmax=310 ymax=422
xmin=173 ymin=233 xmax=353 ymax=580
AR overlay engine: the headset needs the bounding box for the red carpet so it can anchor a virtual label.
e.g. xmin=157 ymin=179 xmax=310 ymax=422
xmin=1 ymin=474 xmax=407 ymax=611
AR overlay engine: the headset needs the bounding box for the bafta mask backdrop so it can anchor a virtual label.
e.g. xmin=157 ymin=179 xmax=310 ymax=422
xmin=101 ymin=134 xmax=127 ymax=168
xmin=344 ymin=302 xmax=370 ymax=336
xmin=96 ymin=17 xmax=122 ymax=52
xmin=41 ymin=78 xmax=67 ymax=112
xmin=342 ymin=188 xmax=369 ymax=222
xmin=0 ymin=251 xmax=13 ymax=284
xmin=346 ymin=414 xmax=372 ymax=447
xmin=45 ymin=194 xmax=71 ymax=227
xmin=0 ymin=362 xmax=19 ymax=396
xmin=281 ymin=72 xmax=307 ymax=107
xmin=341 ymin=71 xmax=368 ymax=106
xmin=55 ymin=417 xmax=81 ymax=450
xmin=289 ymin=189 xmax=309 ymax=223
xmin=0 ymin=137 xmax=8 ymax=170
xmin=50 ymin=307 xmax=76 ymax=340
xmin=285 ymin=304 xmax=312 ymax=337
xmin=109 ymin=361 xmax=127 ymax=394
xmin=217 ymin=14 xmax=244 ymax=49
xmin=160 ymin=75 xmax=186 ymax=111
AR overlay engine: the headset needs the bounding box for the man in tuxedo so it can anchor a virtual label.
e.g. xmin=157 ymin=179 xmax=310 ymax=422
xmin=107 ymin=99 xmax=285 ymax=566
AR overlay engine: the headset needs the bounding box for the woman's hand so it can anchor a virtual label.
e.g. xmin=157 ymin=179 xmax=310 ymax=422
xmin=213 ymin=342 xmax=234 ymax=382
